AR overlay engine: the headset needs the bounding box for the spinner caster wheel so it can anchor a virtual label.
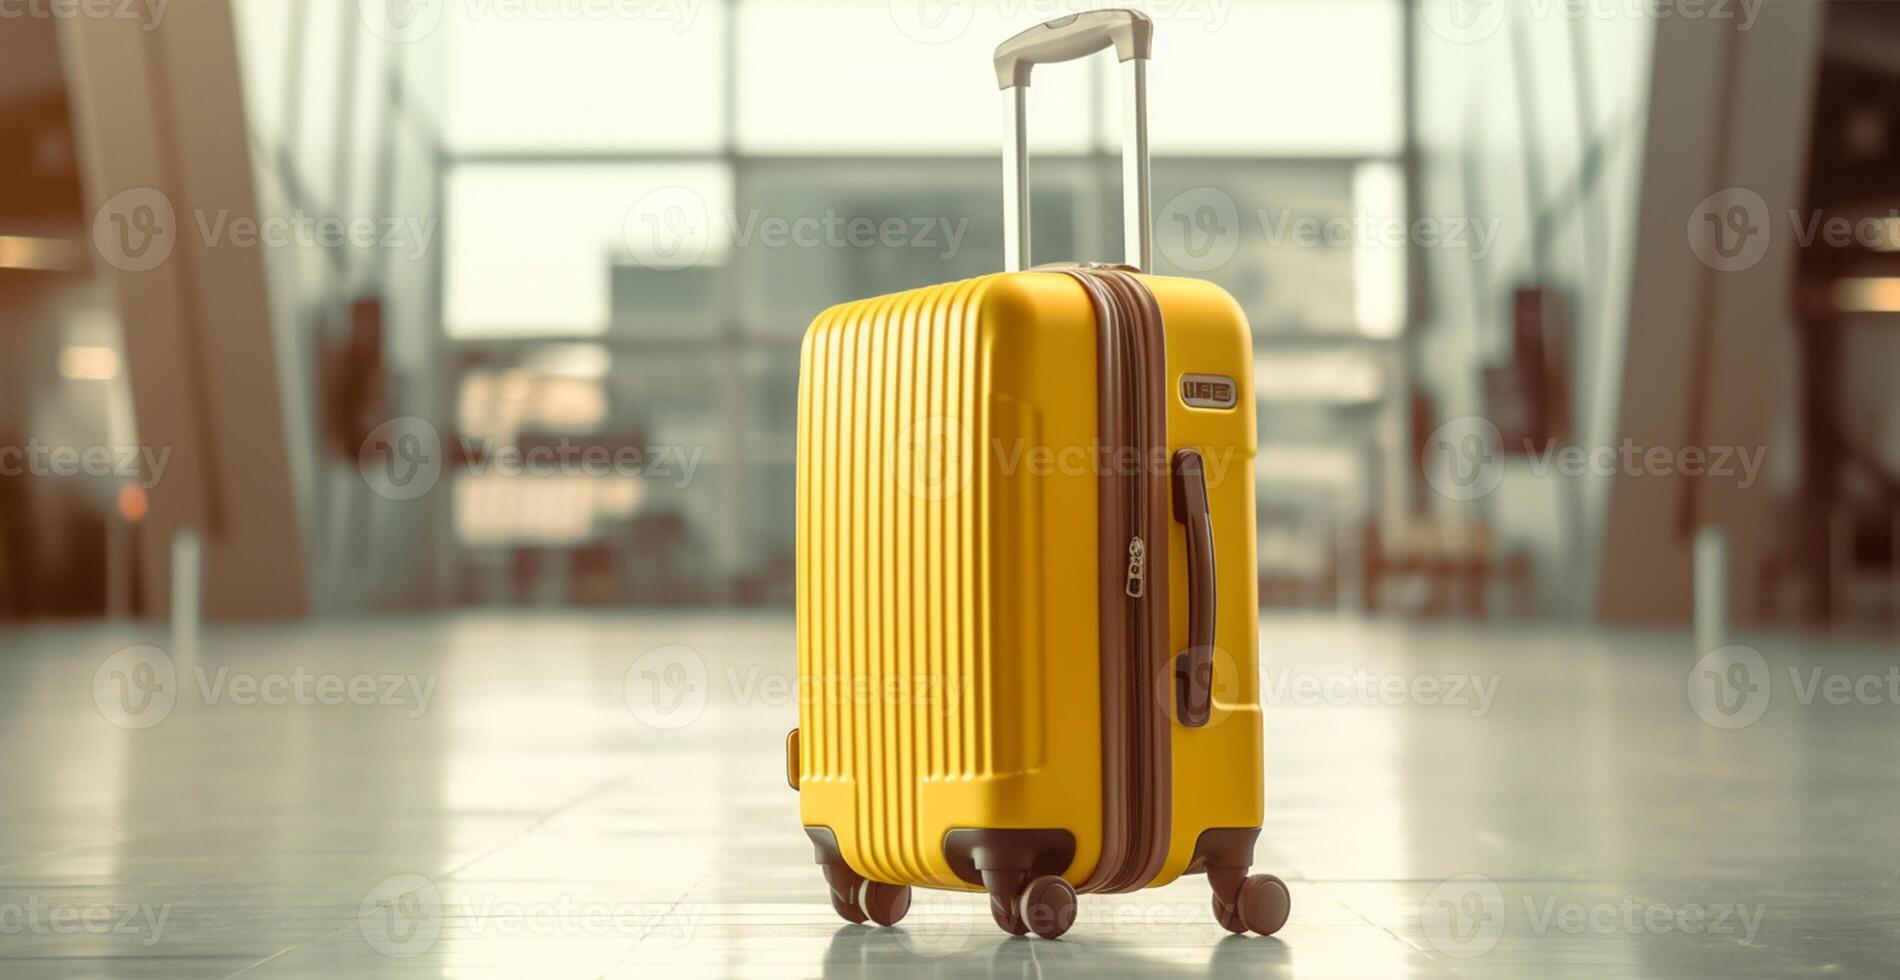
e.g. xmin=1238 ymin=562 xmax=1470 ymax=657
xmin=1017 ymin=875 xmax=1078 ymax=940
xmin=857 ymin=881 xmax=912 ymax=927
xmin=983 ymin=870 xmax=1030 ymax=936
xmin=1213 ymin=873 xmax=1290 ymax=936
xmin=821 ymin=864 xmax=868 ymax=924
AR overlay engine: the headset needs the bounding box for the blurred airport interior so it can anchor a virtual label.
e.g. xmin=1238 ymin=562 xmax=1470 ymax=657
xmin=1 ymin=1 xmax=1895 ymax=630
xmin=7 ymin=2 xmax=1900 ymax=977
xmin=4 ymin=1 xmax=1896 ymax=632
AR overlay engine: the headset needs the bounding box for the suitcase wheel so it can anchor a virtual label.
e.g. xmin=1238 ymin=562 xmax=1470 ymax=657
xmin=1213 ymin=873 xmax=1291 ymax=937
xmin=1017 ymin=875 xmax=1078 ymax=940
xmin=817 ymin=857 xmax=868 ymax=925
xmin=826 ymin=879 xmax=868 ymax=925
xmin=808 ymin=828 xmax=909 ymax=928
xmin=856 ymin=881 xmax=912 ymax=927
xmin=985 ymin=881 xmax=1030 ymax=936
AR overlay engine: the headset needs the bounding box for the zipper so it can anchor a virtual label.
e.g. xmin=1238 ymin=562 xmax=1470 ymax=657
xmin=1124 ymin=538 xmax=1146 ymax=598
xmin=1120 ymin=276 xmax=1153 ymax=890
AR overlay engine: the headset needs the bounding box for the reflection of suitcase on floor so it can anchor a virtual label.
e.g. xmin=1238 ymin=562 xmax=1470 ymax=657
xmin=785 ymin=9 xmax=1287 ymax=940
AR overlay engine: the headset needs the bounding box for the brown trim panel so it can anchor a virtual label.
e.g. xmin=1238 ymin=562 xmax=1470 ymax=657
xmin=1058 ymin=268 xmax=1172 ymax=894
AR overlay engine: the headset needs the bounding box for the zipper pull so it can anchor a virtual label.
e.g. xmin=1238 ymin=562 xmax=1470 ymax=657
xmin=1124 ymin=537 xmax=1147 ymax=598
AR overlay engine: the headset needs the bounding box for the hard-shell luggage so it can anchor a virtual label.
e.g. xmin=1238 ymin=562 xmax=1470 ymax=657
xmin=786 ymin=9 xmax=1287 ymax=940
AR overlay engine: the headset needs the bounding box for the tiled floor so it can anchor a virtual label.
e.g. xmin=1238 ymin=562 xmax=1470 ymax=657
xmin=1 ymin=612 xmax=1895 ymax=978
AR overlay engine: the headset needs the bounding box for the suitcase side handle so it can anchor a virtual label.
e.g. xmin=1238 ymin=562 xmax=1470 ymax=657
xmin=997 ymin=9 xmax=1153 ymax=274
xmin=1172 ymin=449 xmax=1216 ymax=728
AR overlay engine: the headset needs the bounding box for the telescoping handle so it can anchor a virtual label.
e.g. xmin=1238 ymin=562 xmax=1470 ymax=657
xmin=994 ymin=9 xmax=1154 ymax=273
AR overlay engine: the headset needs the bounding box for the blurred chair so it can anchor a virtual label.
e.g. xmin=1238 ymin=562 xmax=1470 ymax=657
xmin=1257 ymin=507 xmax=1338 ymax=609
xmin=1360 ymin=518 xmax=1533 ymax=619
xmin=1828 ymin=506 xmax=1900 ymax=630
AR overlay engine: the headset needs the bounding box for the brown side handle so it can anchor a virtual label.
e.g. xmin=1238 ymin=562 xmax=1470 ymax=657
xmin=1172 ymin=450 xmax=1216 ymax=727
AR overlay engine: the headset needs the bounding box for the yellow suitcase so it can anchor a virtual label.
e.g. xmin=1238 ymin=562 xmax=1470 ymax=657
xmin=787 ymin=10 xmax=1286 ymax=941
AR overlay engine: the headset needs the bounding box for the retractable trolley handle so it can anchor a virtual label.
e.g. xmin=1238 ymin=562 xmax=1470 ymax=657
xmin=994 ymin=9 xmax=1155 ymax=273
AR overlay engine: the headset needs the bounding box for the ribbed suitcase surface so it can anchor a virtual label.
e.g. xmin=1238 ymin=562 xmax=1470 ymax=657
xmin=797 ymin=278 xmax=1020 ymax=884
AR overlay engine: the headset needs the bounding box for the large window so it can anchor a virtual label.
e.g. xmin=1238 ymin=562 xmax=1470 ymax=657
xmin=426 ymin=0 xmax=1409 ymax=604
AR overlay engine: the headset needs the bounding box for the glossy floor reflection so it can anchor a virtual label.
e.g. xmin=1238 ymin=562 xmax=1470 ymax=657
xmin=1 ymin=612 xmax=1895 ymax=978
